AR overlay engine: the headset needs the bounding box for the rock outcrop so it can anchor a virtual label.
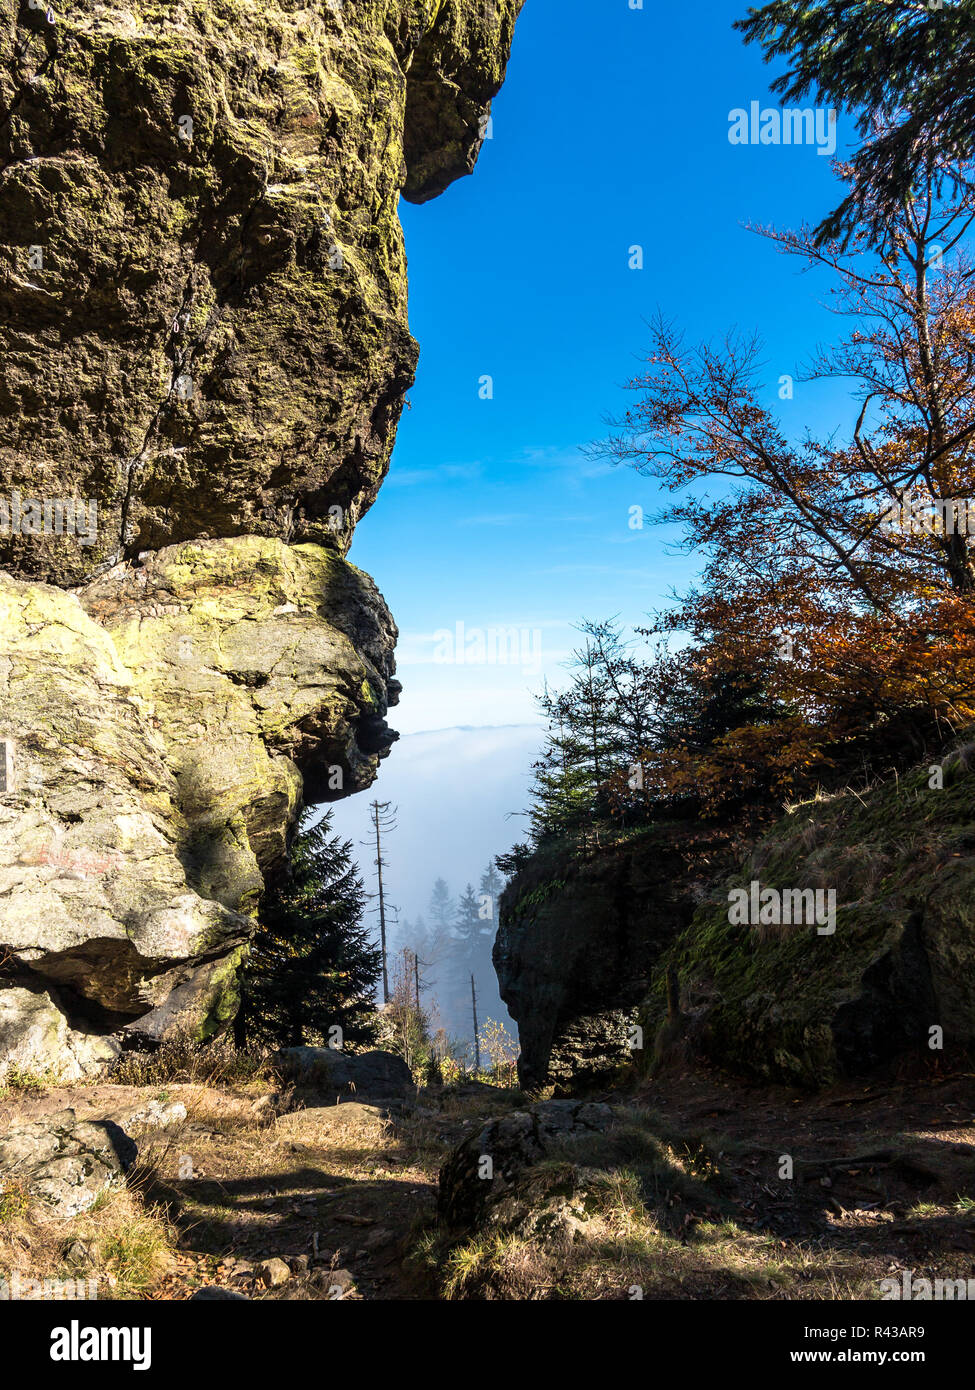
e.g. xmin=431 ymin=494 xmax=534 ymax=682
xmin=0 ymin=0 xmax=525 ymax=585
xmin=499 ymin=746 xmax=975 ymax=1092
xmin=644 ymin=745 xmax=975 ymax=1087
xmin=494 ymin=827 xmax=731 ymax=1090
xmin=0 ymin=985 xmax=119 ymax=1082
xmin=438 ymin=1099 xmax=615 ymax=1238
xmin=0 ymin=1 xmax=525 ymax=1070
xmin=0 ymin=1097 xmax=185 ymax=1219
xmin=273 ymin=1044 xmax=414 ymax=1100
xmin=0 ymin=1109 xmax=136 ymax=1221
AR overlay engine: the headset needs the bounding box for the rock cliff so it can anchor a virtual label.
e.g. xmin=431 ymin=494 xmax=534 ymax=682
xmin=0 ymin=0 xmax=525 ymax=1075
xmin=643 ymin=745 xmax=975 ymax=1087
xmin=494 ymin=827 xmax=732 ymax=1089
xmin=497 ymin=746 xmax=975 ymax=1091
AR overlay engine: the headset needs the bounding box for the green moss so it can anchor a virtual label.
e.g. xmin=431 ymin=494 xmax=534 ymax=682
xmin=197 ymin=946 xmax=248 ymax=1041
xmin=642 ymin=744 xmax=975 ymax=1085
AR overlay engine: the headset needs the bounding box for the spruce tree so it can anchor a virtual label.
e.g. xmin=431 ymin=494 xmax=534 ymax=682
xmin=528 ymin=636 xmax=618 ymax=840
xmin=478 ymin=861 xmax=504 ymax=924
xmin=238 ymin=812 xmax=381 ymax=1049
xmin=452 ymin=883 xmax=489 ymax=976
xmin=428 ymin=878 xmax=454 ymax=936
xmin=449 ymin=882 xmax=500 ymax=1053
xmin=737 ymin=0 xmax=975 ymax=242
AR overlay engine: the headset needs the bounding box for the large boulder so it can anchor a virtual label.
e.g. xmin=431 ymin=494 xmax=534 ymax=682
xmin=0 ymin=1110 xmax=137 ymax=1221
xmin=273 ymin=1046 xmax=414 ymax=1100
xmin=0 ymin=986 xmax=118 ymax=1083
xmin=644 ymin=748 xmax=975 ymax=1086
xmin=0 ymin=1098 xmax=185 ymax=1221
xmin=0 ymin=0 xmax=527 ymax=587
xmin=494 ymin=827 xmax=731 ymax=1089
xmin=0 ymin=540 xmax=398 ymax=1046
xmin=0 ymin=1 xmax=527 ymax=1073
xmin=438 ymin=1099 xmax=615 ymax=1236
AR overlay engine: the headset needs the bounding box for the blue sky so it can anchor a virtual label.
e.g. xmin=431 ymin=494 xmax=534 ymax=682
xmin=330 ymin=0 xmax=863 ymax=957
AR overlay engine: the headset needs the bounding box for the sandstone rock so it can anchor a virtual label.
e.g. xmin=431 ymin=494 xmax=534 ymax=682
xmin=257 ymin=1257 xmax=291 ymax=1288
xmin=318 ymin=1267 xmax=355 ymax=1298
xmin=273 ymin=1047 xmax=413 ymax=1100
xmin=0 ymin=1 xmax=527 ymax=587
xmin=495 ymin=828 xmax=728 ymax=1088
xmin=0 ymin=541 xmax=395 ymax=1043
xmin=0 ymin=986 xmax=118 ymax=1083
xmin=0 ymin=1109 xmax=137 ymax=1221
xmin=0 ymin=570 xmax=257 ymax=1040
xmin=438 ymin=1099 xmax=615 ymax=1234
xmin=0 ymin=2 xmax=526 ymax=1076
xmin=477 ymin=1164 xmax=598 ymax=1245
xmin=114 ymin=1099 xmax=188 ymax=1132
xmin=642 ymin=752 xmax=975 ymax=1086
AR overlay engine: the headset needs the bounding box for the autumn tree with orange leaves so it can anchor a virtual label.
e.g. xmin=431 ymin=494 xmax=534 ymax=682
xmin=591 ymin=163 xmax=975 ymax=813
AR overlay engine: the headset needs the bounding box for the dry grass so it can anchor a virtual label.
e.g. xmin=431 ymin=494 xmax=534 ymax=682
xmin=0 ymin=1065 xmax=60 ymax=1099
xmin=112 ymin=1034 xmax=272 ymax=1089
xmin=4 ymin=1050 xmax=971 ymax=1302
xmin=433 ymin=1183 xmax=880 ymax=1302
xmin=0 ymin=1185 xmax=177 ymax=1300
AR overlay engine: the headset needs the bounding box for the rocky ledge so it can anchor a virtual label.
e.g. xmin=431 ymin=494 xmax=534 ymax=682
xmin=0 ymin=1 xmax=526 ymax=1074
xmin=498 ymin=746 xmax=975 ymax=1091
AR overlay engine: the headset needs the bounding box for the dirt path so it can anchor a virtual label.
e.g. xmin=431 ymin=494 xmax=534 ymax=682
xmin=638 ymin=1061 xmax=975 ymax=1287
xmin=2 ymin=1063 xmax=972 ymax=1300
xmin=110 ymin=1082 xmax=517 ymax=1300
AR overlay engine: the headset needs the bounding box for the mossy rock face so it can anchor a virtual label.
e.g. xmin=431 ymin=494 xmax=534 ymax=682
xmin=0 ymin=1 xmax=526 ymax=1068
xmin=643 ymin=751 xmax=975 ymax=1086
xmin=123 ymin=941 xmax=250 ymax=1046
xmin=0 ymin=0 xmax=524 ymax=584
xmin=495 ymin=827 xmax=731 ymax=1089
xmin=0 ymin=536 xmax=396 ymax=1035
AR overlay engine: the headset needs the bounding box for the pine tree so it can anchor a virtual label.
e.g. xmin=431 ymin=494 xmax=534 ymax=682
xmin=452 ymin=883 xmax=488 ymax=975
xmin=428 ymin=878 xmax=454 ymax=936
xmin=736 ymin=0 xmax=975 ymax=242
xmin=527 ymin=710 xmax=597 ymax=841
xmin=238 ymin=812 xmax=381 ymax=1049
xmin=448 ymin=882 xmax=498 ymax=1042
xmin=528 ymin=636 xmax=619 ymax=840
xmin=478 ymin=861 xmax=504 ymax=926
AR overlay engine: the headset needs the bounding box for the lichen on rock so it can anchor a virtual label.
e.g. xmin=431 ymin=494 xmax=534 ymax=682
xmin=0 ymin=0 xmax=526 ymax=1068
xmin=0 ymin=0 xmax=524 ymax=584
xmin=642 ymin=747 xmax=975 ymax=1087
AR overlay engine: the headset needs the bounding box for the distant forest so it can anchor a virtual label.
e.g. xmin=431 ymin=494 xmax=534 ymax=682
xmin=390 ymin=865 xmax=509 ymax=1057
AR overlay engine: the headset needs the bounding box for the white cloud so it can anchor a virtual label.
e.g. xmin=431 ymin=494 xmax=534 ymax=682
xmin=328 ymin=722 xmax=543 ymax=926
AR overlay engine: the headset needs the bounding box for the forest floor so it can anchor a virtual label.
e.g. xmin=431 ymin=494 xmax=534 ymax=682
xmin=1 ymin=1059 xmax=973 ymax=1300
